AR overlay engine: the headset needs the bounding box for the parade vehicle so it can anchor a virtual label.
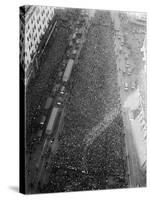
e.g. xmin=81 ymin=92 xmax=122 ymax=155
xmin=131 ymin=80 xmax=137 ymax=90
xmin=44 ymin=97 xmax=53 ymax=110
xmin=62 ymin=59 xmax=74 ymax=83
xmin=55 ymin=96 xmax=63 ymax=106
xmin=124 ymin=82 xmax=129 ymax=91
xmin=51 ymin=83 xmax=61 ymax=96
xmin=45 ymin=107 xmax=60 ymax=135
xmin=36 ymin=129 xmax=43 ymax=140
xmin=39 ymin=115 xmax=46 ymax=128
xmin=55 ymin=93 xmax=67 ymax=107
xmin=59 ymin=86 xmax=66 ymax=95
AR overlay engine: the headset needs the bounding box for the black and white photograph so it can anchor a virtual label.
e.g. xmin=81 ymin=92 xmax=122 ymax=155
xmin=19 ymin=5 xmax=147 ymax=194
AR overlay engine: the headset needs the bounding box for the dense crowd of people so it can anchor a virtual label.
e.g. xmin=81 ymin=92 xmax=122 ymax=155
xmin=48 ymin=11 xmax=128 ymax=191
xmin=25 ymin=9 xmax=82 ymax=193
xmin=26 ymin=10 xmax=129 ymax=193
xmin=25 ymin=9 xmax=80 ymax=143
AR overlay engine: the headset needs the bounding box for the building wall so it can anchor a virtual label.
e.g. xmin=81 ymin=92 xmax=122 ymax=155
xmin=20 ymin=6 xmax=55 ymax=85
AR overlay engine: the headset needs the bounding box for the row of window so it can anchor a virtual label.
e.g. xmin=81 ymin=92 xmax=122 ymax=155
xmin=26 ymin=20 xmax=49 ymax=44
xmin=26 ymin=9 xmax=51 ymax=35
xmin=41 ymin=9 xmax=45 ymax=16
xmin=20 ymin=34 xmax=24 ymax=43
xmin=21 ymin=7 xmax=54 ymax=72
xmin=25 ymin=11 xmax=51 ymax=50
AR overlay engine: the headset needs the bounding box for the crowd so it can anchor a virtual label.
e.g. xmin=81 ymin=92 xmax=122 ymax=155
xmin=25 ymin=9 xmax=83 ymax=193
xmin=49 ymin=10 xmax=128 ymax=191
xmin=26 ymin=9 xmax=129 ymax=193
xmin=25 ymin=9 xmax=81 ymax=143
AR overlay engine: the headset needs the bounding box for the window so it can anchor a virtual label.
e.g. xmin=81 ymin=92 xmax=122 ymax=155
xmin=42 ymin=11 xmax=44 ymax=16
xmin=42 ymin=10 xmax=45 ymax=15
xmin=47 ymin=11 xmax=49 ymax=16
xmin=30 ymin=52 xmax=34 ymax=59
xmin=36 ymin=8 xmax=40 ymax=16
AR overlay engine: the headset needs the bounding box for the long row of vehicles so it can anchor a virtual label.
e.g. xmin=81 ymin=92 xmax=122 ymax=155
xmin=36 ymin=11 xmax=89 ymax=144
xmin=31 ymin=11 xmax=91 ymax=189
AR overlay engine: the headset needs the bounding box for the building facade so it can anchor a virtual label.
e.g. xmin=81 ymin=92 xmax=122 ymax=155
xmin=20 ymin=6 xmax=55 ymax=86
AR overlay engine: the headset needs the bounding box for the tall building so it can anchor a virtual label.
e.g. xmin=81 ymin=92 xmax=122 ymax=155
xmin=20 ymin=5 xmax=55 ymax=86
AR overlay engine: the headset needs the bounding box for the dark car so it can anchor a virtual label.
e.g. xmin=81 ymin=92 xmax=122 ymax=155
xmin=39 ymin=115 xmax=46 ymax=128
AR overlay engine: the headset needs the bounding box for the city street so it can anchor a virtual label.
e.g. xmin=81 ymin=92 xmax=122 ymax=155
xmin=25 ymin=9 xmax=146 ymax=193
xmin=43 ymin=11 xmax=128 ymax=192
xmin=111 ymin=11 xmax=146 ymax=187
